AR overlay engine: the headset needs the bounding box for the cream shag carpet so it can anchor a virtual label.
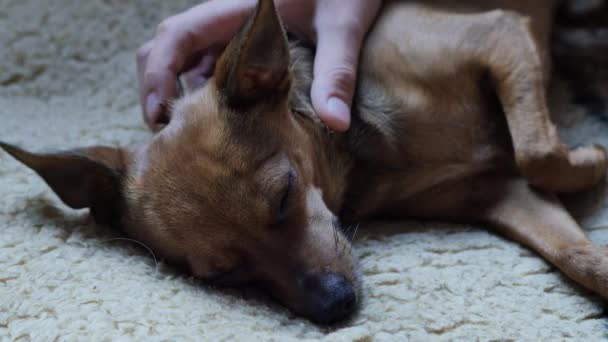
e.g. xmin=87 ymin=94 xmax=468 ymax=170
xmin=2 ymin=0 xmax=608 ymax=340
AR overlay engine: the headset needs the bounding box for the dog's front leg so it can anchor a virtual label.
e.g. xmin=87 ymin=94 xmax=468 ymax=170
xmin=478 ymin=10 xmax=607 ymax=193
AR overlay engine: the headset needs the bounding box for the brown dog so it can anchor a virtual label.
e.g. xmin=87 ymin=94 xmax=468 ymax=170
xmin=2 ymin=0 xmax=608 ymax=324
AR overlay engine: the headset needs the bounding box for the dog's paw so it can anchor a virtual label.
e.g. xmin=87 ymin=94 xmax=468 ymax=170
xmin=518 ymin=143 xmax=607 ymax=193
xmin=567 ymin=144 xmax=607 ymax=187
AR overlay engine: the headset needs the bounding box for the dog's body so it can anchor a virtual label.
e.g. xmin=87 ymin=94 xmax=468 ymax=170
xmin=3 ymin=0 xmax=608 ymax=324
xmin=290 ymin=0 xmax=608 ymax=309
xmin=294 ymin=0 xmax=560 ymax=222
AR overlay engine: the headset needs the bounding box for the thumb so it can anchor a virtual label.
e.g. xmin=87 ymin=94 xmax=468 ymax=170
xmin=311 ymin=29 xmax=362 ymax=132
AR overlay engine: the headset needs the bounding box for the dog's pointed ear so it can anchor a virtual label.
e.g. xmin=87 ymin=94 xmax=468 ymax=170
xmin=0 ymin=142 xmax=128 ymax=226
xmin=215 ymin=0 xmax=290 ymax=110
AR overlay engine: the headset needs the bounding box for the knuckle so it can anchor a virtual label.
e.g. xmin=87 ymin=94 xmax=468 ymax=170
xmin=136 ymin=42 xmax=152 ymax=62
xmin=156 ymin=16 xmax=178 ymax=36
xmin=325 ymin=66 xmax=357 ymax=94
xmin=340 ymin=19 xmax=365 ymax=37
xmin=143 ymin=70 xmax=164 ymax=87
xmin=323 ymin=18 xmax=364 ymax=38
xmin=327 ymin=65 xmax=357 ymax=82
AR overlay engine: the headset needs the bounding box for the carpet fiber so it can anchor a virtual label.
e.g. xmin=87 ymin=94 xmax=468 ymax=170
xmin=2 ymin=0 xmax=608 ymax=340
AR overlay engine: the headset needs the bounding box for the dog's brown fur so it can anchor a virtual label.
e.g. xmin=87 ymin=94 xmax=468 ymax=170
xmin=2 ymin=0 xmax=608 ymax=324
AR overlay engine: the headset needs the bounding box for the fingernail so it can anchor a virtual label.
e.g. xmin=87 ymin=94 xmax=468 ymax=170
xmin=327 ymin=97 xmax=351 ymax=129
xmin=146 ymin=93 xmax=161 ymax=119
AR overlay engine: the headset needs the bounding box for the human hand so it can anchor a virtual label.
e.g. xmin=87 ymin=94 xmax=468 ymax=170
xmin=137 ymin=0 xmax=382 ymax=132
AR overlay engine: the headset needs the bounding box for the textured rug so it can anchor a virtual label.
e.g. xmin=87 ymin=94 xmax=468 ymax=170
xmin=2 ymin=0 xmax=608 ymax=340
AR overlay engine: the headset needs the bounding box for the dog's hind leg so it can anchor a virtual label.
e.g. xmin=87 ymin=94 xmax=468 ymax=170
xmin=478 ymin=10 xmax=606 ymax=193
xmin=478 ymin=178 xmax=608 ymax=298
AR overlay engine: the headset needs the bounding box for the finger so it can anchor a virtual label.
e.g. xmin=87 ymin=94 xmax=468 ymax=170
xmin=142 ymin=22 xmax=191 ymax=129
xmin=180 ymin=52 xmax=219 ymax=93
xmin=136 ymin=40 xmax=160 ymax=130
xmin=136 ymin=40 xmax=153 ymax=92
xmin=310 ymin=0 xmax=382 ymax=131
xmin=310 ymin=28 xmax=361 ymax=131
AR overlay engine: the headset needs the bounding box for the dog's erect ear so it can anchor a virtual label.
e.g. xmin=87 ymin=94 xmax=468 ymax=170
xmin=0 ymin=142 xmax=128 ymax=226
xmin=215 ymin=0 xmax=290 ymax=110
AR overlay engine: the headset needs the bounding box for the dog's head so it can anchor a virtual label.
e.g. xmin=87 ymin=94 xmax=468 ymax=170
xmin=0 ymin=0 xmax=359 ymax=324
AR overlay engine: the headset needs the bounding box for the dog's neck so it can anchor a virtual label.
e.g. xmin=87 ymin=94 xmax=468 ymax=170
xmin=284 ymin=42 xmax=359 ymax=216
xmin=292 ymin=111 xmax=354 ymax=214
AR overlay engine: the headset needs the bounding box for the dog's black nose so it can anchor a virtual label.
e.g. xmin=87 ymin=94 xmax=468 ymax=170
xmin=302 ymin=273 xmax=357 ymax=324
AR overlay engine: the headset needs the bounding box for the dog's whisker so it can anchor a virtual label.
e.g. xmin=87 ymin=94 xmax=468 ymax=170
xmin=333 ymin=219 xmax=339 ymax=252
xmin=351 ymin=224 xmax=359 ymax=241
xmin=104 ymin=237 xmax=159 ymax=276
xmin=349 ymin=224 xmax=360 ymax=254
xmin=345 ymin=225 xmax=352 ymax=238
xmin=341 ymin=227 xmax=351 ymax=256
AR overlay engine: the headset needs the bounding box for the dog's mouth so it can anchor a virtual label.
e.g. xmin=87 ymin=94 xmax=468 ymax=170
xmin=245 ymin=268 xmax=361 ymax=325
xmin=203 ymin=268 xmax=361 ymax=325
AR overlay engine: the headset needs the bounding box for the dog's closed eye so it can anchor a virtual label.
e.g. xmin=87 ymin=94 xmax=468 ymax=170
xmin=276 ymin=170 xmax=296 ymax=224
